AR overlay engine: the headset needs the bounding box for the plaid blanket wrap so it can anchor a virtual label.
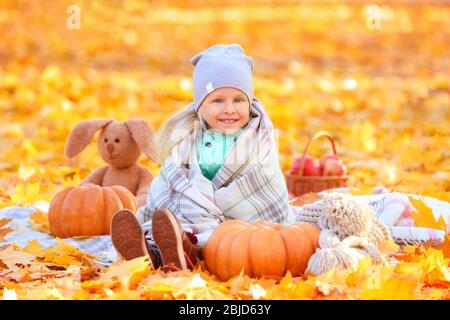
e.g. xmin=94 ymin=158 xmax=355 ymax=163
xmin=137 ymin=98 xmax=295 ymax=245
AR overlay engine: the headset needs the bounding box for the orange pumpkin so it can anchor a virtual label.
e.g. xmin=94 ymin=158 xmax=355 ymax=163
xmin=48 ymin=184 xmax=138 ymax=238
xmin=204 ymin=220 xmax=320 ymax=281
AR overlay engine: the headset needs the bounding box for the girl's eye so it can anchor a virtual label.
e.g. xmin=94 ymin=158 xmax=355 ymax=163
xmin=114 ymin=138 xmax=120 ymax=143
xmin=213 ymin=98 xmax=224 ymax=103
xmin=104 ymin=138 xmax=108 ymax=143
xmin=234 ymin=97 xmax=245 ymax=103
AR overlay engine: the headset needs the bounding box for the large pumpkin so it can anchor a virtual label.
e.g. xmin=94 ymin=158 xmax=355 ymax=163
xmin=48 ymin=184 xmax=138 ymax=238
xmin=204 ymin=220 xmax=320 ymax=281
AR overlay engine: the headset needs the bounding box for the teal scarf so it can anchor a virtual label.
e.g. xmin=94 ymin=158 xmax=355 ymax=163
xmin=196 ymin=128 xmax=243 ymax=180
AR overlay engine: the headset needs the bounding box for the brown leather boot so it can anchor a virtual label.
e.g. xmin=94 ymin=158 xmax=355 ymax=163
xmin=152 ymin=209 xmax=203 ymax=271
xmin=110 ymin=209 xmax=161 ymax=268
xmin=183 ymin=230 xmax=203 ymax=265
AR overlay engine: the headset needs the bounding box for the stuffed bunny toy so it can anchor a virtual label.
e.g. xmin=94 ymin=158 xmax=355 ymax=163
xmin=64 ymin=118 xmax=158 ymax=207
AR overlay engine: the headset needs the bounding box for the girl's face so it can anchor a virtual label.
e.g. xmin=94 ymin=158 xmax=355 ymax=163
xmin=198 ymin=87 xmax=250 ymax=135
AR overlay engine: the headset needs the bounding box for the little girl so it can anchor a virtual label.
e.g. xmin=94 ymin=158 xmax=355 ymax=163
xmin=111 ymin=44 xmax=295 ymax=270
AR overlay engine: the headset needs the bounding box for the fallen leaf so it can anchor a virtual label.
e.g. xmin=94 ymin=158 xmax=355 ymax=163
xmin=408 ymin=196 xmax=447 ymax=231
xmin=23 ymin=240 xmax=46 ymax=258
xmin=0 ymin=218 xmax=12 ymax=229
xmin=0 ymin=245 xmax=36 ymax=269
xmin=442 ymin=235 xmax=450 ymax=259
xmin=29 ymin=210 xmax=52 ymax=235
xmin=0 ymin=218 xmax=13 ymax=242
xmin=99 ymin=257 xmax=152 ymax=289
xmin=291 ymin=192 xmax=319 ymax=206
xmin=41 ymin=239 xmax=95 ymax=267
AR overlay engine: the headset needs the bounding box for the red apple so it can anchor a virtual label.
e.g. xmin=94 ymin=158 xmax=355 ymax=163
xmin=319 ymin=154 xmax=342 ymax=168
xmin=290 ymin=157 xmax=301 ymax=175
xmin=302 ymin=156 xmax=322 ymax=176
xmin=291 ymin=156 xmax=321 ymax=176
xmin=321 ymin=159 xmax=347 ymax=176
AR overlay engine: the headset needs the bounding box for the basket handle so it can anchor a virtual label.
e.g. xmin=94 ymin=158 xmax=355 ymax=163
xmin=298 ymin=131 xmax=338 ymax=177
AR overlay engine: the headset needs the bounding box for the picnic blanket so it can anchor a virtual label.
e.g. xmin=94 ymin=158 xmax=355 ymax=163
xmin=0 ymin=186 xmax=448 ymax=266
xmin=0 ymin=201 xmax=116 ymax=265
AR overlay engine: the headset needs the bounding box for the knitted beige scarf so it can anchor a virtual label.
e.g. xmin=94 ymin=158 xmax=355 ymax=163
xmin=296 ymin=192 xmax=391 ymax=275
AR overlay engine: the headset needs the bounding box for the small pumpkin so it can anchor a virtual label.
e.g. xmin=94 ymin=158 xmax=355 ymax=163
xmin=48 ymin=184 xmax=138 ymax=238
xmin=204 ymin=220 xmax=320 ymax=281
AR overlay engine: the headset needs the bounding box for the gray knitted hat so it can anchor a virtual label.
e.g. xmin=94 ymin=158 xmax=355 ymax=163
xmin=190 ymin=44 xmax=254 ymax=112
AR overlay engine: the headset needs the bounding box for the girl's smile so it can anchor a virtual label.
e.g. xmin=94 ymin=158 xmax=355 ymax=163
xmin=218 ymin=118 xmax=239 ymax=124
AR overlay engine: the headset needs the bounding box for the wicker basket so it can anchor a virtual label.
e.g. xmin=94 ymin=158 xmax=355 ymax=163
xmin=285 ymin=131 xmax=350 ymax=197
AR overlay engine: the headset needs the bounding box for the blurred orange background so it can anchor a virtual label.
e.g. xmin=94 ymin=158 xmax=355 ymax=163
xmin=0 ymin=0 xmax=449 ymax=207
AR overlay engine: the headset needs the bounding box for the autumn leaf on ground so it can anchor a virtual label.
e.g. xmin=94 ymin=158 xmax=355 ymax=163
xmin=377 ymin=239 xmax=400 ymax=255
xmin=427 ymin=192 xmax=450 ymax=203
xmin=0 ymin=218 xmax=13 ymax=242
xmin=9 ymin=182 xmax=42 ymax=206
xmin=291 ymin=192 xmax=319 ymax=206
xmin=349 ymin=186 xmax=376 ymax=195
xmin=0 ymin=218 xmax=12 ymax=229
xmin=2 ymin=288 xmax=18 ymax=300
xmin=18 ymin=163 xmax=36 ymax=181
xmin=422 ymin=248 xmax=450 ymax=287
xmin=36 ymin=238 xmax=96 ymax=267
xmin=0 ymin=245 xmax=36 ymax=270
xmin=265 ymin=273 xmax=315 ymax=299
xmin=442 ymin=235 xmax=450 ymax=260
xmin=140 ymin=273 xmax=228 ymax=300
xmin=99 ymin=256 xmax=152 ymax=289
xmin=29 ymin=210 xmax=52 ymax=235
xmin=23 ymin=240 xmax=47 ymax=258
xmin=408 ymin=196 xmax=447 ymax=231
xmin=360 ymin=274 xmax=419 ymax=300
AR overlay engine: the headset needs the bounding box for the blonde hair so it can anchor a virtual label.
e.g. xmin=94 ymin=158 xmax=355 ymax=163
xmin=154 ymin=106 xmax=203 ymax=163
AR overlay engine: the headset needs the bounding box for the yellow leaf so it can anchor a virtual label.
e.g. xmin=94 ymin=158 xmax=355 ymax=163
xmin=0 ymin=218 xmax=13 ymax=242
xmin=29 ymin=210 xmax=52 ymax=235
xmin=41 ymin=238 xmax=95 ymax=267
xmin=290 ymin=192 xmax=319 ymax=206
xmin=432 ymin=192 xmax=450 ymax=203
xmin=99 ymin=256 xmax=151 ymax=289
xmin=377 ymin=239 xmax=400 ymax=255
xmin=18 ymin=163 xmax=36 ymax=181
xmin=423 ymin=250 xmax=450 ymax=287
xmin=0 ymin=246 xmax=36 ymax=269
xmin=23 ymin=240 xmax=46 ymax=257
xmin=442 ymin=235 xmax=450 ymax=259
xmin=349 ymin=186 xmax=376 ymax=196
xmin=408 ymin=196 xmax=447 ymax=231
xmin=10 ymin=182 xmax=42 ymax=206
xmin=0 ymin=218 xmax=12 ymax=229
xmin=360 ymin=272 xmax=419 ymax=300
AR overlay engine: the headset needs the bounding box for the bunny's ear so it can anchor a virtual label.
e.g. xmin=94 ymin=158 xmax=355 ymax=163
xmin=124 ymin=119 xmax=159 ymax=163
xmin=64 ymin=118 xmax=114 ymax=158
